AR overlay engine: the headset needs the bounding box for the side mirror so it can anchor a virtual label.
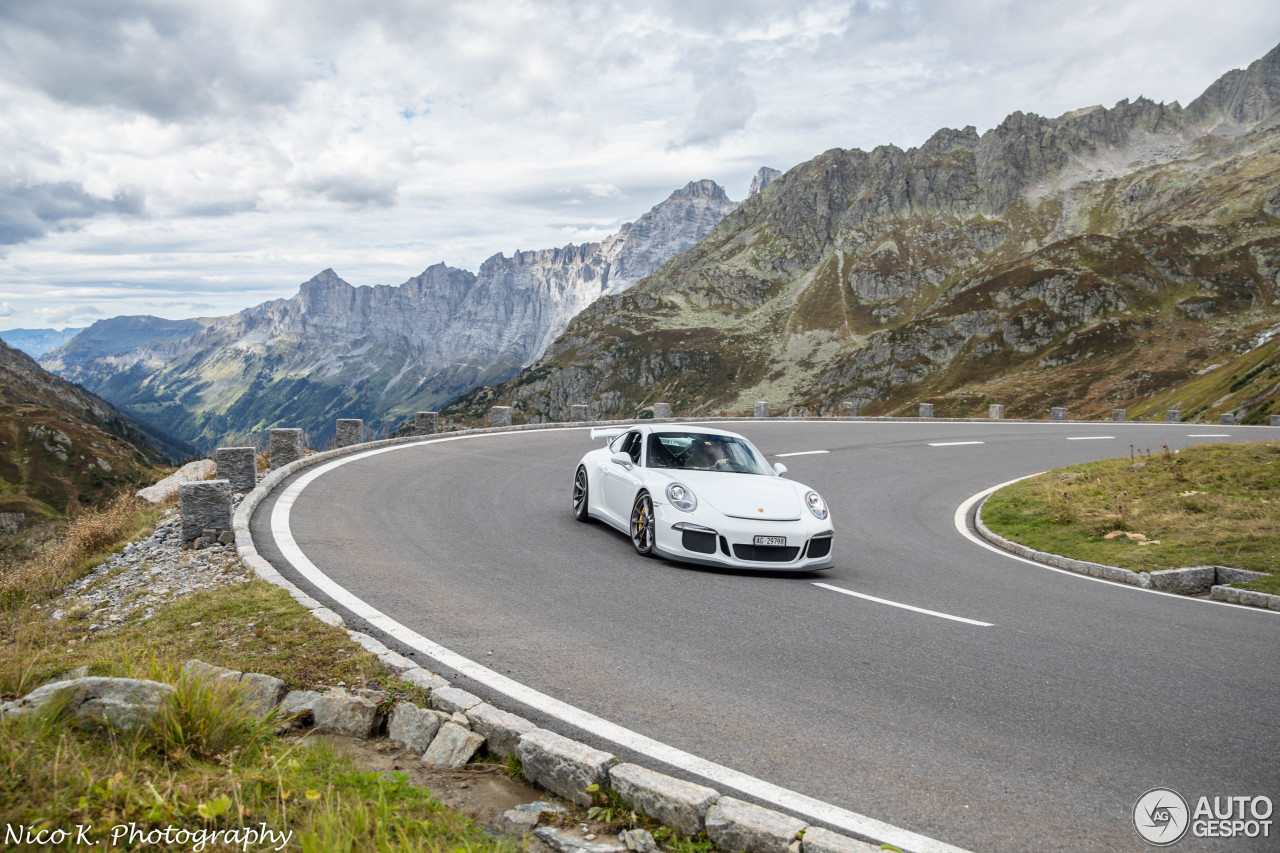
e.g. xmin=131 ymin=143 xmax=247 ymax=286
xmin=611 ymin=452 xmax=633 ymax=469
xmin=773 ymin=462 xmax=788 ymax=477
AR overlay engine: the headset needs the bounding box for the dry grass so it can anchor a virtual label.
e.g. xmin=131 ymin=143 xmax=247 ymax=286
xmin=983 ymin=442 xmax=1280 ymax=581
xmin=0 ymin=492 xmax=162 ymax=611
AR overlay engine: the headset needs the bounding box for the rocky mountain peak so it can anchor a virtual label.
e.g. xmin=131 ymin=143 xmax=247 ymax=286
xmin=749 ymin=167 xmax=782 ymax=196
xmin=1186 ymin=41 xmax=1280 ymax=130
xmin=668 ymin=178 xmax=730 ymax=202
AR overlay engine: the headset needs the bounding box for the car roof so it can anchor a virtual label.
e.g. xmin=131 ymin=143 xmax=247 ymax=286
xmin=637 ymin=423 xmax=745 ymax=439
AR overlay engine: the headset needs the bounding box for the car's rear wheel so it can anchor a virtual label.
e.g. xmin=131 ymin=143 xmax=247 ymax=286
xmin=629 ymin=492 xmax=655 ymax=556
xmin=572 ymin=466 xmax=591 ymax=522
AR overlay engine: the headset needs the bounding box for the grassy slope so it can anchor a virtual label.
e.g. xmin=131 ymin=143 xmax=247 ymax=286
xmin=981 ymin=443 xmax=1280 ymax=590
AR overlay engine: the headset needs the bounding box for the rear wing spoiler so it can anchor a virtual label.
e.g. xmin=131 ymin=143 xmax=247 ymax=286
xmin=590 ymin=427 xmax=626 ymax=441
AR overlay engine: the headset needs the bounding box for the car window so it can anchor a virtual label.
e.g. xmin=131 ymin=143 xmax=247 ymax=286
xmin=623 ymin=431 xmax=642 ymax=464
xmin=646 ymin=432 xmax=772 ymax=474
xmin=609 ymin=432 xmax=629 ymax=453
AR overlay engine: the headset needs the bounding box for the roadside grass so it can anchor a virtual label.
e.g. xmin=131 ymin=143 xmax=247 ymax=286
xmin=982 ymin=442 xmax=1280 ymax=591
xmin=0 ymin=493 xmax=500 ymax=851
xmin=0 ymin=694 xmax=516 ymax=852
xmin=0 ymin=492 xmax=164 ymax=611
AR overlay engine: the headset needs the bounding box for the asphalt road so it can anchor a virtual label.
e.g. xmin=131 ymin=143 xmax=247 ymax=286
xmin=251 ymin=420 xmax=1280 ymax=852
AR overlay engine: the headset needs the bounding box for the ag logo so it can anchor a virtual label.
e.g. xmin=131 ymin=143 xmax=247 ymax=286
xmin=1134 ymin=788 xmax=1190 ymax=846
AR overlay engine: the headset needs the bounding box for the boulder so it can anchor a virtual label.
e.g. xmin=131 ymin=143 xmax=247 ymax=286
xmin=0 ymin=677 xmax=174 ymax=733
xmin=388 ymin=702 xmax=442 ymax=754
xmin=136 ymin=459 xmax=216 ymax=503
xmin=421 ymin=721 xmax=485 ymax=768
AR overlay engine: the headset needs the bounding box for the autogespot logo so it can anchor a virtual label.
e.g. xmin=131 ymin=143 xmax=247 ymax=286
xmin=1134 ymin=788 xmax=1191 ymax=846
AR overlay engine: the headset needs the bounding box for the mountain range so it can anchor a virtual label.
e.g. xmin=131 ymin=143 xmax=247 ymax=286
xmin=444 ymin=43 xmax=1280 ymax=426
xmin=0 ymin=328 xmax=85 ymax=359
xmin=41 ymin=180 xmax=741 ymax=450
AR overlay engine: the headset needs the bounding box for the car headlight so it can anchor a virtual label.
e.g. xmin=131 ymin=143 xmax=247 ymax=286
xmin=805 ymin=491 xmax=828 ymax=520
xmin=666 ymin=483 xmax=697 ymax=513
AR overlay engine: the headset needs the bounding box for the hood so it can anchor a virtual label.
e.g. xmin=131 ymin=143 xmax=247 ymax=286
xmin=661 ymin=471 xmax=802 ymax=521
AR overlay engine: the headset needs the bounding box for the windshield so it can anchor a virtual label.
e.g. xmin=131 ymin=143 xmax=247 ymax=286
xmin=646 ymin=432 xmax=773 ymax=475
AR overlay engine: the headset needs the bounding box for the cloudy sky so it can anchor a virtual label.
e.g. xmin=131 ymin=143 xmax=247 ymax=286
xmin=1 ymin=0 xmax=1277 ymax=330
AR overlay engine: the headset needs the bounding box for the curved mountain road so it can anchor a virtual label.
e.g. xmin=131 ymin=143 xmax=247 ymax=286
xmin=250 ymin=421 xmax=1280 ymax=852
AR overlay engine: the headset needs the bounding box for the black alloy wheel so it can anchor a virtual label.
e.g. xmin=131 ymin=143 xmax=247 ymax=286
xmin=629 ymin=492 xmax=655 ymax=556
xmin=573 ymin=466 xmax=591 ymax=522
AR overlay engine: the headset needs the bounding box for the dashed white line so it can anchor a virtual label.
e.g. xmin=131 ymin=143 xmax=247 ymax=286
xmin=776 ymin=450 xmax=830 ymax=457
xmin=1188 ymin=434 xmax=1231 ymax=437
xmin=1066 ymin=436 xmax=1114 ymax=440
xmin=928 ymin=441 xmax=985 ymax=447
xmin=813 ymin=582 xmax=994 ymax=627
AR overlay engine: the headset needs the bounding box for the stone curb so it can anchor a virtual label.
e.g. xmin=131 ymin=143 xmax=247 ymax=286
xmin=975 ymin=496 xmax=1279 ymax=611
xmin=234 ymin=415 xmax=1189 ymax=852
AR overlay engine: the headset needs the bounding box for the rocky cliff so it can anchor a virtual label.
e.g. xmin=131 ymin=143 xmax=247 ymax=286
xmin=444 ymin=43 xmax=1280 ymax=426
xmin=0 ymin=340 xmax=183 ymax=520
xmin=43 ymin=180 xmax=739 ymax=450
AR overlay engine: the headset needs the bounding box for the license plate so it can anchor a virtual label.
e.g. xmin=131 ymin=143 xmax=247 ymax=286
xmin=754 ymin=535 xmax=786 ymax=547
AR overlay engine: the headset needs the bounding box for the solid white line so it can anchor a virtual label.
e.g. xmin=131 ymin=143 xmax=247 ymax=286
xmin=813 ymin=583 xmax=994 ymax=627
xmin=1066 ymin=436 xmax=1113 ymax=440
xmin=928 ymin=441 xmax=985 ymax=447
xmin=1188 ymin=434 xmax=1231 ymax=437
xmin=776 ymin=450 xmax=830 ymax=457
xmin=952 ymin=479 xmax=1278 ymax=616
xmin=271 ymin=439 xmax=971 ymax=853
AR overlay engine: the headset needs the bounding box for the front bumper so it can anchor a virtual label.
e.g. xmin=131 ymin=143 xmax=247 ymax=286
xmin=652 ymin=506 xmax=834 ymax=571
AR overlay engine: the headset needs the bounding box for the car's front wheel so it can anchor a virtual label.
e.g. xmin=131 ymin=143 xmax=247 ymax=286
xmin=629 ymin=492 xmax=655 ymax=556
xmin=572 ymin=466 xmax=591 ymax=522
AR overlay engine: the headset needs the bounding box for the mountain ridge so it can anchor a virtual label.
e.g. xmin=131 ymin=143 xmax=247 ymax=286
xmin=442 ymin=43 xmax=1280 ymax=426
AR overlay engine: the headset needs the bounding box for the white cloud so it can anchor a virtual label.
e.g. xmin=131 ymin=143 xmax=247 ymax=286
xmin=0 ymin=301 xmax=13 ymax=319
xmin=0 ymin=1 xmax=1276 ymax=328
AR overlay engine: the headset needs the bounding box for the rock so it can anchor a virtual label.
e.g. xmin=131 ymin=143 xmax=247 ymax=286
xmin=269 ymin=429 xmax=304 ymax=469
xmin=310 ymin=689 xmax=380 ymax=738
xmin=400 ymin=667 xmax=449 ymax=691
xmin=620 ymin=829 xmax=658 ymax=853
xmin=499 ymin=809 xmax=542 ymax=834
xmin=799 ymin=827 xmax=880 ymax=853
xmin=184 ymin=659 xmax=240 ymax=683
xmin=336 ymin=419 xmax=364 ymax=448
xmin=421 ymin=721 xmax=485 ymax=769
xmin=136 ymin=459 xmax=216 ymax=503
xmin=1 ymin=677 xmax=174 ymax=733
xmin=517 ymin=728 xmax=616 ymax=807
xmin=179 ymin=479 xmax=232 ymax=542
xmin=238 ymin=672 xmax=288 ymax=719
xmin=533 ymin=827 xmax=628 ymax=853
xmin=705 ymin=797 xmax=806 ymax=853
xmin=466 ymin=703 xmax=536 ymax=759
xmin=749 ymin=167 xmax=781 ymax=197
xmin=214 ymin=446 xmax=257 ymax=493
xmin=279 ymin=690 xmax=322 ymax=724
xmin=609 ymin=763 xmax=719 ymax=836
xmin=388 ymin=702 xmax=442 ymax=754
xmin=429 ymin=685 xmax=483 ymax=715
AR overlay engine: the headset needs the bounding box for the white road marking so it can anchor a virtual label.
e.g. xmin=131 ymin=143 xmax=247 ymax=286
xmin=1188 ymin=434 xmax=1231 ymax=437
xmin=271 ymin=439 xmax=971 ymax=853
xmin=953 ymin=479 xmax=1277 ymax=616
xmin=813 ymin=583 xmax=994 ymax=627
xmin=775 ymin=450 xmax=830 ymax=457
xmin=1066 ymin=436 xmax=1113 ymax=440
xmin=928 ymin=441 xmax=985 ymax=447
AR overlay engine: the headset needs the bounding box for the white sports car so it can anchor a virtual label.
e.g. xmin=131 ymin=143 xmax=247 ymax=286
xmin=572 ymin=424 xmax=834 ymax=570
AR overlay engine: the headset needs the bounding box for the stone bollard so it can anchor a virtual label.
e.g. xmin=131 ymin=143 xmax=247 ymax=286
xmin=415 ymin=412 xmax=439 ymax=436
xmin=214 ymin=447 xmax=256 ymax=493
xmin=269 ymin=429 xmax=304 ymax=469
xmin=1051 ymin=407 xmax=1068 ymax=421
xmin=1112 ymin=408 xmax=1126 ymax=422
xmin=1221 ymin=413 xmax=1236 ymax=426
xmin=179 ymin=480 xmax=232 ymax=543
xmin=651 ymin=403 xmax=671 ymax=421
xmin=840 ymin=401 xmax=856 ymax=417
xmin=570 ymin=404 xmax=590 ymax=422
xmin=1271 ymin=415 xmax=1280 ymax=427
xmin=919 ymin=403 xmax=934 ymax=418
xmin=487 ymin=406 xmax=513 ymax=428
xmin=754 ymin=402 xmax=769 ymax=418
xmin=336 ymin=419 xmax=364 ymax=448
xmin=989 ymin=404 xmax=1004 ymax=419
xmin=1166 ymin=410 xmax=1181 ymax=423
